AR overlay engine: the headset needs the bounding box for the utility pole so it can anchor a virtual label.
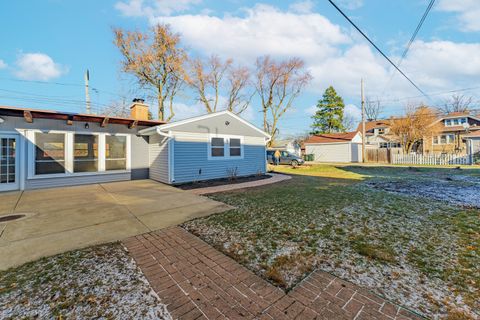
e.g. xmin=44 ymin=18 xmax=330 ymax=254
xmin=361 ymin=79 xmax=366 ymax=163
xmin=85 ymin=69 xmax=91 ymax=114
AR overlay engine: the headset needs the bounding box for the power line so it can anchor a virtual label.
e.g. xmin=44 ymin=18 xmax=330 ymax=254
xmin=327 ymin=0 xmax=428 ymax=98
xmin=382 ymin=0 xmax=436 ymax=94
xmin=398 ymin=0 xmax=436 ymax=67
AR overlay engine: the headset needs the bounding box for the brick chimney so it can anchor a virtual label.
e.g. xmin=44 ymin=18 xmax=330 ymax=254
xmin=130 ymin=98 xmax=149 ymax=121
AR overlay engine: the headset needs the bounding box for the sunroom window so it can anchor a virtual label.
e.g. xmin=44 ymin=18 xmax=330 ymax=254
xmin=105 ymin=135 xmax=127 ymax=171
xmin=35 ymin=133 xmax=66 ymax=175
xmin=74 ymin=134 xmax=98 ymax=172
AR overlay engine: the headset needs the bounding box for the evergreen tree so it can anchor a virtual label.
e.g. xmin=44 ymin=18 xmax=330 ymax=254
xmin=311 ymin=86 xmax=345 ymax=134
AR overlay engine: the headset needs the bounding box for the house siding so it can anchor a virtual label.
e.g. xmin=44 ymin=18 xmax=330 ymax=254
xmin=172 ymin=133 xmax=266 ymax=184
xmin=148 ymin=134 xmax=169 ymax=183
xmin=0 ymin=116 xmax=150 ymax=190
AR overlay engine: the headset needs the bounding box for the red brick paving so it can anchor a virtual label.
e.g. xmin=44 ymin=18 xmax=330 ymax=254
xmin=123 ymin=227 xmax=424 ymax=320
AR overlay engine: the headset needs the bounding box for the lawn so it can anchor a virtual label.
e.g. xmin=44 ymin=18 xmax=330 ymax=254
xmin=182 ymin=164 xmax=480 ymax=319
xmin=0 ymin=243 xmax=171 ymax=319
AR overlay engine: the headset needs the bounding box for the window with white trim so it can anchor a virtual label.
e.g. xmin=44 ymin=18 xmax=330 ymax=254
xmin=433 ymin=134 xmax=455 ymax=145
xmin=211 ymin=137 xmax=225 ymax=157
xmin=30 ymin=132 xmax=130 ymax=177
xmin=105 ymin=135 xmax=127 ymax=171
xmin=35 ymin=133 xmax=66 ymax=175
xmin=74 ymin=134 xmax=98 ymax=172
xmin=445 ymin=118 xmax=467 ymax=127
xmin=229 ymin=138 xmax=241 ymax=157
xmin=208 ymin=136 xmax=243 ymax=159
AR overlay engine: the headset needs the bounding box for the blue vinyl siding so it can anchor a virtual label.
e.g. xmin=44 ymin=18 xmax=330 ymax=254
xmin=172 ymin=141 xmax=266 ymax=184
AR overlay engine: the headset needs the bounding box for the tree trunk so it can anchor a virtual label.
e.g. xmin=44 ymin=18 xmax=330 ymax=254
xmin=158 ymin=92 xmax=164 ymax=121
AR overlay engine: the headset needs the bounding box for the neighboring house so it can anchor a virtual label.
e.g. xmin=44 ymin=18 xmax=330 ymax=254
xmin=269 ymin=139 xmax=301 ymax=155
xmin=137 ymin=111 xmax=270 ymax=184
xmin=423 ymin=112 xmax=480 ymax=154
xmin=464 ymin=131 xmax=480 ymax=163
xmin=304 ymin=131 xmax=362 ymax=163
xmin=0 ymin=102 xmax=269 ymax=192
xmin=356 ymin=120 xmax=400 ymax=149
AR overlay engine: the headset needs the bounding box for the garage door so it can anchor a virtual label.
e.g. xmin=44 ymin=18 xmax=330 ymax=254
xmin=306 ymin=143 xmax=352 ymax=163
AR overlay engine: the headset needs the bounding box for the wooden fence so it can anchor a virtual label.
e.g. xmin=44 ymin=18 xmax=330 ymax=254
xmin=391 ymin=153 xmax=472 ymax=165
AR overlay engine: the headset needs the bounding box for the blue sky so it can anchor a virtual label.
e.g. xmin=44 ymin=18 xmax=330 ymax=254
xmin=0 ymin=0 xmax=479 ymax=136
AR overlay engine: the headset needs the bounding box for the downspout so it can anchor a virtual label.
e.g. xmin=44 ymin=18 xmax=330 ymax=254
xmin=156 ymin=128 xmax=175 ymax=184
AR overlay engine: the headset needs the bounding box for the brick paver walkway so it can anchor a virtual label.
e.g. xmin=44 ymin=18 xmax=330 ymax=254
xmin=189 ymin=173 xmax=292 ymax=195
xmin=123 ymin=227 xmax=424 ymax=320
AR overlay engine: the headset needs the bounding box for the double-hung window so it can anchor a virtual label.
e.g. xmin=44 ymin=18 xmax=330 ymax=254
xmin=209 ymin=136 xmax=242 ymax=159
xmin=211 ymin=138 xmax=225 ymax=157
xmin=229 ymin=138 xmax=241 ymax=157
xmin=35 ymin=133 xmax=66 ymax=175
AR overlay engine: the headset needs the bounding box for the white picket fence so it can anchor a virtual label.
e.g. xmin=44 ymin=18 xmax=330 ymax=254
xmin=392 ymin=153 xmax=472 ymax=165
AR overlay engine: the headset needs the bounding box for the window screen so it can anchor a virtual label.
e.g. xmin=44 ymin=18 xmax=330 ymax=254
xmin=105 ymin=135 xmax=127 ymax=170
xmin=35 ymin=133 xmax=66 ymax=175
xmin=74 ymin=134 xmax=98 ymax=172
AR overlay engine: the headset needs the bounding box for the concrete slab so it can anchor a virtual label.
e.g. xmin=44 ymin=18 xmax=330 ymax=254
xmin=0 ymin=179 xmax=231 ymax=270
xmin=0 ymin=191 xmax=22 ymax=215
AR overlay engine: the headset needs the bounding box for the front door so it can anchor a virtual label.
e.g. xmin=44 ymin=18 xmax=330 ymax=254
xmin=0 ymin=135 xmax=20 ymax=191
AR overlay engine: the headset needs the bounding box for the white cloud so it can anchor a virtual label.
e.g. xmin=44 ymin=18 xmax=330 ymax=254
xmin=0 ymin=59 xmax=7 ymax=69
xmin=337 ymin=0 xmax=364 ymax=10
xmin=305 ymin=105 xmax=316 ymax=116
xmin=345 ymin=103 xmax=361 ymax=119
xmin=124 ymin=3 xmax=480 ymax=116
xmin=14 ymin=53 xmax=67 ymax=81
xmin=289 ymin=0 xmax=315 ymax=14
xmin=155 ymin=4 xmax=350 ymax=63
xmin=437 ymin=0 xmax=480 ymax=32
xmin=115 ymin=0 xmax=201 ymax=17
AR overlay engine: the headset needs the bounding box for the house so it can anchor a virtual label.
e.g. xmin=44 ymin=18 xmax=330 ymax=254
xmin=423 ymin=112 xmax=480 ymax=154
xmin=356 ymin=120 xmax=401 ymax=149
xmin=0 ymin=101 xmax=270 ymax=192
xmin=269 ymin=139 xmax=301 ymax=155
xmin=463 ymin=131 xmax=480 ymax=163
xmin=303 ymin=131 xmax=362 ymax=163
xmin=140 ymin=111 xmax=270 ymax=184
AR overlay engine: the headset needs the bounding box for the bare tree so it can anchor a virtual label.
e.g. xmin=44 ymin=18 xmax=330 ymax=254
xmin=226 ymin=65 xmax=253 ymax=114
xmin=102 ymin=98 xmax=130 ymax=118
xmin=187 ymin=55 xmax=252 ymax=115
xmin=365 ymin=96 xmax=383 ymax=121
xmin=255 ymin=56 xmax=312 ymax=145
xmin=390 ymin=105 xmax=442 ymax=154
xmin=113 ymin=24 xmax=187 ymax=121
xmin=441 ymin=94 xmax=473 ymax=114
xmin=187 ymin=55 xmax=231 ymax=113
xmin=342 ymin=113 xmax=358 ymax=132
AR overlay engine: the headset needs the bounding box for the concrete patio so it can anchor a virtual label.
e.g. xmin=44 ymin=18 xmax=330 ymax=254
xmin=0 ymin=180 xmax=231 ymax=270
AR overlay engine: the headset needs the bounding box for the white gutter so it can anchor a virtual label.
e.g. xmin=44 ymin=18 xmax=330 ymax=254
xmin=156 ymin=127 xmax=173 ymax=138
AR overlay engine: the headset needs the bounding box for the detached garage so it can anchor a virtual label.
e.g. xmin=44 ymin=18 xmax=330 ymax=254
xmin=304 ymin=131 xmax=363 ymax=163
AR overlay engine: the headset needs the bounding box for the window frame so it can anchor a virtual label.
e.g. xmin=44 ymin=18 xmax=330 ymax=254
xmin=73 ymin=133 xmax=99 ymax=173
xmin=27 ymin=130 xmax=131 ymax=179
xmin=433 ymin=134 xmax=455 ymax=145
xmin=207 ymin=134 xmax=244 ymax=160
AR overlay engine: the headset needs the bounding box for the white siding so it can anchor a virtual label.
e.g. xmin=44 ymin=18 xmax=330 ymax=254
xmin=306 ymin=143 xmax=352 ymax=163
xmin=149 ymin=135 xmax=169 ymax=183
xmin=351 ymin=143 xmax=362 ymax=162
